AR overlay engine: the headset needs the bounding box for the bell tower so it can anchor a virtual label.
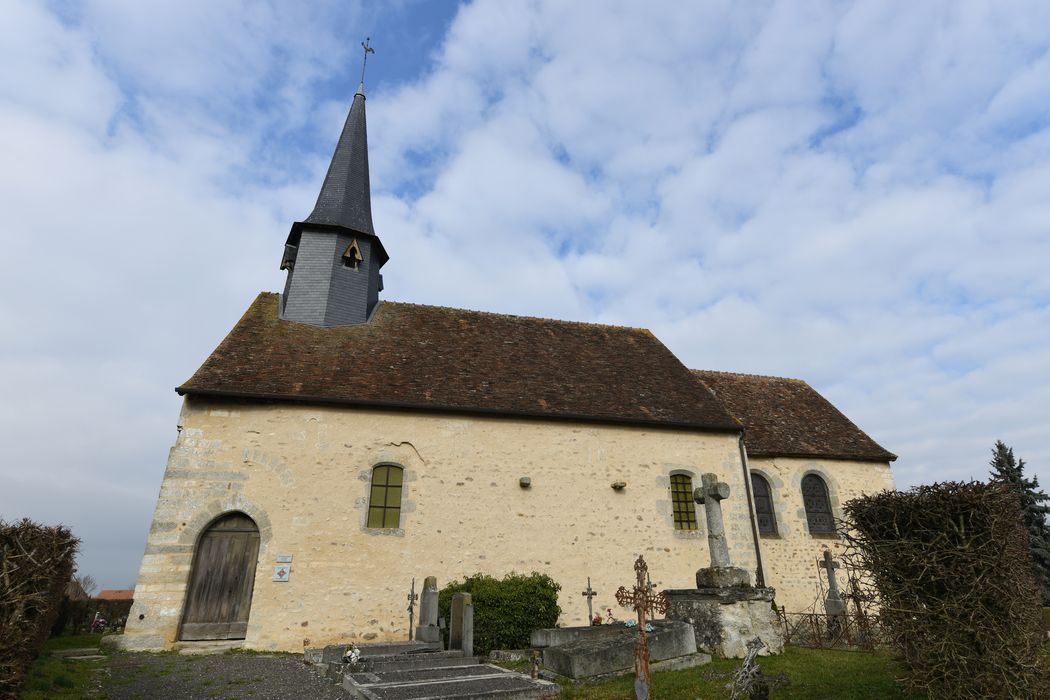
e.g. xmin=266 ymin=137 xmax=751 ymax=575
xmin=280 ymin=38 xmax=387 ymax=326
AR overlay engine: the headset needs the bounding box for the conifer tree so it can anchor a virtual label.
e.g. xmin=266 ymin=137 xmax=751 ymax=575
xmin=989 ymin=440 xmax=1050 ymax=602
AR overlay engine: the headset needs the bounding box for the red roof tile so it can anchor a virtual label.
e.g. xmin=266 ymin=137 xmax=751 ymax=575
xmin=179 ymin=293 xmax=741 ymax=431
xmin=95 ymin=589 xmax=134 ymax=601
xmin=693 ymin=370 xmax=895 ymax=462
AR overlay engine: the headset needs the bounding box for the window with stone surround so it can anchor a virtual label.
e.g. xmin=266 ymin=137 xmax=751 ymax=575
xmin=751 ymin=472 xmax=778 ymax=536
xmin=367 ymin=465 xmax=404 ymax=528
xmin=670 ymin=474 xmax=698 ymax=531
xmin=802 ymin=474 xmax=835 ymax=534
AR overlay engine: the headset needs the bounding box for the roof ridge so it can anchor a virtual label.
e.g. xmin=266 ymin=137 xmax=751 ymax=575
xmin=692 ymin=368 xmax=806 ymax=383
xmin=374 ymin=298 xmax=655 ymax=334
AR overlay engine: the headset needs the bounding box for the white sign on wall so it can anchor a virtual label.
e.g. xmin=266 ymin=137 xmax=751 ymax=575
xmin=272 ymin=564 xmax=291 ymax=582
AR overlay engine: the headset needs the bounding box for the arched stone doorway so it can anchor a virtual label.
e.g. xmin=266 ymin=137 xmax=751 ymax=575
xmin=179 ymin=511 xmax=260 ymax=641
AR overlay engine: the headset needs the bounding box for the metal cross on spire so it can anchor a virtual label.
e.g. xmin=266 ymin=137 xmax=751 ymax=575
xmin=358 ymin=37 xmax=376 ymax=94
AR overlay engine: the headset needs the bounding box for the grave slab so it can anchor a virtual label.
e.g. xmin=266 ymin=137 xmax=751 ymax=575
xmin=541 ymin=619 xmax=697 ymax=679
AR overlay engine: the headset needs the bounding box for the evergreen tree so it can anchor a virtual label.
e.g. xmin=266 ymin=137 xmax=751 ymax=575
xmin=989 ymin=440 xmax=1050 ymax=602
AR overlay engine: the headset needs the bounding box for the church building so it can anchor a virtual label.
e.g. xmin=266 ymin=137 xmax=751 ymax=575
xmin=122 ymin=79 xmax=896 ymax=652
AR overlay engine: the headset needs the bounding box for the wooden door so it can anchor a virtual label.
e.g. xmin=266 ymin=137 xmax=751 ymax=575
xmin=179 ymin=512 xmax=260 ymax=641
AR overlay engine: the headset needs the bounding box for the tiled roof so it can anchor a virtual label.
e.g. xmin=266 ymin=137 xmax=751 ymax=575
xmin=178 ymin=293 xmax=742 ymax=431
xmin=95 ymin=589 xmax=134 ymax=601
xmin=692 ymin=370 xmax=895 ymax=462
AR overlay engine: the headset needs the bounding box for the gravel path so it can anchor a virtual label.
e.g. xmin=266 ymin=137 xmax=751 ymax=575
xmin=94 ymin=653 xmax=346 ymax=699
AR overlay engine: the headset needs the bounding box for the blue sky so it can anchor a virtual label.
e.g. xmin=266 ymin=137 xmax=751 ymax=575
xmin=1 ymin=1 xmax=1048 ymax=589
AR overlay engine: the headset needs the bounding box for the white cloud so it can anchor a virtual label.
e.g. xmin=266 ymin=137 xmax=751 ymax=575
xmin=1 ymin=0 xmax=1048 ymax=588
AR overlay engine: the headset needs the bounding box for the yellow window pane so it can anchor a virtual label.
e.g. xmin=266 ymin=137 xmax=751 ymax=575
xmin=373 ymin=466 xmax=389 ymax=485
xmin=384 ymin=509 xmax=400 ymax=528
xmin=367 ymin=508 xmax=384 ymax=528
xmin=370 ymin=485 xmax=387 ymax=507
xmin=386 ymin=467 xmax=403 ymax=486
xmin=387 ymin=484 xmax=403 ymax=506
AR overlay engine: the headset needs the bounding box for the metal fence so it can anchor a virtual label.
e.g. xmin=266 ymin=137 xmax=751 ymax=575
xmin=776 ymin=608 xmax=889 ymax=650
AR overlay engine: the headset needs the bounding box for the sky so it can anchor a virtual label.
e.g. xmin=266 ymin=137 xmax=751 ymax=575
xmin=1 ymin=0 xmax=1048 ymax=589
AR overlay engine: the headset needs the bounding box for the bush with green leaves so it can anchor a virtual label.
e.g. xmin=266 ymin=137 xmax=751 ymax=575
xmin=438 ymin=572 xmax=561 ymax=655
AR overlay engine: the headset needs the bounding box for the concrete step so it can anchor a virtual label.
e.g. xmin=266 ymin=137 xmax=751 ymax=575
xmin=172 ymin=640 xmax=244 ymax=655
xmin=319 ymin=641 xmax=442 ymax=664
xmin=342 ymin=664 xmax=559 ymax=699
xmin=366 ymin=653 xmax=481 ymax=673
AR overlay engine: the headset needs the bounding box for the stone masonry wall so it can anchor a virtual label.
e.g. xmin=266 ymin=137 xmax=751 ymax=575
xmin=750 ymin=456 xmax=896 ymax=612
xmin=124 ymin=398 xmax=762 ymax=652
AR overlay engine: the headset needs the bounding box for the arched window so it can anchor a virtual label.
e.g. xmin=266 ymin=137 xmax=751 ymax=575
xmin=750 ymin=473 xmax=777 ymax=536
xmin=367 ymin=465 xmax=404 ymax=528
xmin=801 ymin=474 xmax=835 ymax=534
xmin=670 ymin=474 xmax=698 ymax=531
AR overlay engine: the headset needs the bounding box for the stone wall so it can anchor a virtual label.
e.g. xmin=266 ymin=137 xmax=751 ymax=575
xmin=749 ymin=456 xmax=896 ymax=613
xmin=124 ymin=398 xmax=760 ymax=652
xmin=123 ymin=399 xmax=895 ymax=651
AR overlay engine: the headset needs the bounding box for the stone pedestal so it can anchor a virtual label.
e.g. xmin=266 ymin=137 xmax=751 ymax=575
xmin=664 ymin=585 xmax=783 ymax=659
xmin=415 ymin=576 xmax=441 ymax=644
xmin=541 ymin=620 xmax=699 ymax=679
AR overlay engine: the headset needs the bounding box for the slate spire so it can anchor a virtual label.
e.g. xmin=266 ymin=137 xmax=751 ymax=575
xmin=280 ymin=56 xmax=388 ymax=328
xmin=304 ymin=86 xmax=375 ymax=235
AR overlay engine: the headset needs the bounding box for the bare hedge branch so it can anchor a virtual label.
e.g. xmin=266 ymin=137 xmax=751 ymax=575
xmin=840 ymin=481 xmax=1049 ymax=699
xmin=0 ymin=518 xmax=79 ymax=699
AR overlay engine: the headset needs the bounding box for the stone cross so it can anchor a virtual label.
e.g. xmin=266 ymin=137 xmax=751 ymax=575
xmin=406 ymin=578 xmax=419 ymax=641
xmin=819 ymin=550 xmax=847 ymax=619
xmin=615 ymin=556 xmax=669 ymax=700
xmin=582 ymin=577 xmax=598 ymax=622
xmin=694 ymin=473 xmax=732 ymax=568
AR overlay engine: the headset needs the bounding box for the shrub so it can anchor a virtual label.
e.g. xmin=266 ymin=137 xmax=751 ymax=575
xmin=841 ymin=481 xmax=1049 ymax=699
xmin=438 ymin=572 xmax=561 ymax=656
xmin=0 ymin=518 xmax=79 ymax=699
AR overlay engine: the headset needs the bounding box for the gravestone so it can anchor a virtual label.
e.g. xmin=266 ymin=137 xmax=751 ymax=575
xmin=664 ymin=473 xmax=784 ymax=659
xmin=415 ymin=575 xmax=441 ymax=644
xmin=819 ymin=550 xmax=847 ymax=631
xmin=449 ymin=592 xmax=474 ymax=657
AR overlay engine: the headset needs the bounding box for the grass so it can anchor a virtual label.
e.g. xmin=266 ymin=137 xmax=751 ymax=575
xmin=20 ymin=633 xmax=107 ymax=699
xmin=549 ymin=646 xmax=920 ymax=700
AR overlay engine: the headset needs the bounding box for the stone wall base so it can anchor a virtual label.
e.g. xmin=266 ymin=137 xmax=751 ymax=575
xmin=664 ymin=586 xmax=784 ymax=659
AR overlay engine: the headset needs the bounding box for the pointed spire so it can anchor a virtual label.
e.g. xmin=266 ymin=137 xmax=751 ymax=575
xmin=304 ymin=89 xmax=375 ymax=235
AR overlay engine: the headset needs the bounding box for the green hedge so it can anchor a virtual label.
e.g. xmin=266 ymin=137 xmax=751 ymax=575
xmin=438 ymin=572 xmax=561 ymax=656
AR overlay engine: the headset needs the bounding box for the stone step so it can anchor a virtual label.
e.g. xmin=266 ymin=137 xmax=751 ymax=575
xmin=319 ymin=641 xmax=442 ymax=664
xmin=51 ymin=647 xmax=100 ymax=658
xmin=342 ymin=665 xmax=559 ymax=700
xmin=366 ymin=653 xmax=480 ymax=673
xmin=172 ymin=640 xmax=244 ymax=655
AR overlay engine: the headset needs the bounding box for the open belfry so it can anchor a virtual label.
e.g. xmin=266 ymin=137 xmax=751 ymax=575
xmin=123 ymin=57 xmax=896 ymax=653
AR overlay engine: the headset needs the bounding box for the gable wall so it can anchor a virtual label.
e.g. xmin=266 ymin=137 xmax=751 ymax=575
xmin=124 ymin=398 xmax=759 ymax=652
xmin=748 ymin=456 xmax=896 ymax=613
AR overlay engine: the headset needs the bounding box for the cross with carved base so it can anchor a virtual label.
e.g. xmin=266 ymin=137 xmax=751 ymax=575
xmin=615 ymin=556 xmax=669 ymax=700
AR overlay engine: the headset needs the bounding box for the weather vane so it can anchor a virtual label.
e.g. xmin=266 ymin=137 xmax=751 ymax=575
xmin=359 ymin=37 xmax=375 ymax=93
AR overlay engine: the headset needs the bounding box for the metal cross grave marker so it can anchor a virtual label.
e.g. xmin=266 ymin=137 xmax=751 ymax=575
xmin=407 ymin=578 xmax=419 ymax=641
xmin=615 ymin=556 xmax=668 ymax=700
xmin=582 ymin=577 xmax=598 ymax=622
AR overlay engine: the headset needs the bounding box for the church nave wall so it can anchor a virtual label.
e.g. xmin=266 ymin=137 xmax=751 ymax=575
xmin=125 ymin=398 xmax=765 ymax=651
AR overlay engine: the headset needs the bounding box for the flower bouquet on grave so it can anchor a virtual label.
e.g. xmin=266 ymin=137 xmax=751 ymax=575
xmin=592 ymin=612 xmax=603 ymax=626
xmin=342 ymin=642 xmax=362 ymax=670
